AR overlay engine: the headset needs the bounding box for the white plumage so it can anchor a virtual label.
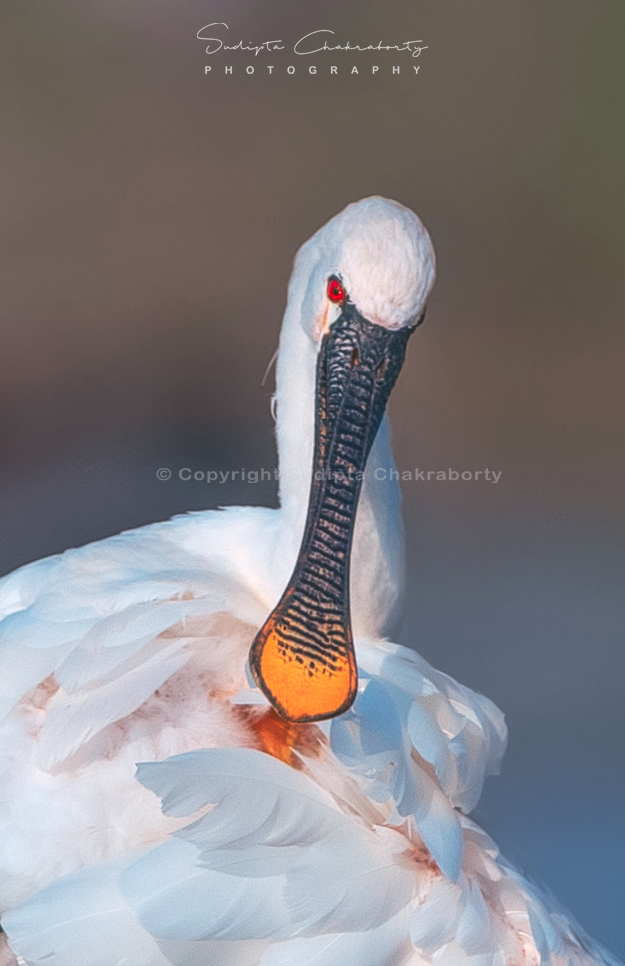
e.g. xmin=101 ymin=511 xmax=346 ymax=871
xmin=0 ymin=198 xmax=617 ymax=965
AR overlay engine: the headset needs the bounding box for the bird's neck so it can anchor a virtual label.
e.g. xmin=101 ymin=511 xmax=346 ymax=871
xmin=273 ymin=311 xmax=405 ymax=640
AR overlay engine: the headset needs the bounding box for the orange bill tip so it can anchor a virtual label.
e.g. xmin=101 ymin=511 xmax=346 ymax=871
xmin=249 ymin=620 xmax=357 ymax=723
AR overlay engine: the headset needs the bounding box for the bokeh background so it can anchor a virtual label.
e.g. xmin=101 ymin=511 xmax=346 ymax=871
xmin=1 ymin=0 xmax=624 ymax=954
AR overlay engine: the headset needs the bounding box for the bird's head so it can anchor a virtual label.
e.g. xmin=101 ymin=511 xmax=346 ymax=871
xmin=250 ymin=198 xmax=436 ymax=723
xmin=294 ymin=195 xmax=435 ymax=341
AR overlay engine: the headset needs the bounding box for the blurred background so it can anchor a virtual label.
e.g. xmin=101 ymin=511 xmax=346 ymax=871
xmin=1 ymin=0 xmax=624 ymax=954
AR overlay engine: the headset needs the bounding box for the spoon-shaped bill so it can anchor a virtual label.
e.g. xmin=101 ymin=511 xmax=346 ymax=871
xmin=249 ymin=303 xmax=421 ymax=722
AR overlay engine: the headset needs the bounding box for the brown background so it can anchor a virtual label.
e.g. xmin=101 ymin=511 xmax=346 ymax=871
xmin=1 ymin=0 xmax=624 ymax=953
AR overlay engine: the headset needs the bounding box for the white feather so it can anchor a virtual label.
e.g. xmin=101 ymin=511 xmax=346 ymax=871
xmin=2 ymin=855 xmax=170 ymax=966
xmin=157 ymin=939 xmax=269 ymax=966
xmin=258 ymin=910 xmax=414 ymax=966
xmin=133 ymin=748 xmax=415 ymax=936
xmin=330 ymin=662 xmax=463 ymax=880
xmin=121 ymin=839 xmax=289 ymax=941
xmin=37 ymin=639 xmax=190 ymax=770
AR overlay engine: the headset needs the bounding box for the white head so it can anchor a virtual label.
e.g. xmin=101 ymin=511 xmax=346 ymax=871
xmin=291 ymin=196 xmax=436 ymax=340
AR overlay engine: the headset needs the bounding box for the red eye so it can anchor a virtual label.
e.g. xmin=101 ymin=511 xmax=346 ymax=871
xmin=327 ymin=277 xmax=346 ymax=303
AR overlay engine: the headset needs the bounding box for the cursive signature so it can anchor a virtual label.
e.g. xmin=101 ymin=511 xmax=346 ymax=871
xmin=197 ymin=23 xmax=285 ymax=57
xmin=197 ymin=23 xmax=427 ymax=58
xmin=294 ymin=30 xmax=427 ymax=58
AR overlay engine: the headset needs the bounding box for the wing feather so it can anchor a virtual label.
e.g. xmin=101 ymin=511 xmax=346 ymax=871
xmin=37 ymin=639 xmax=190 ymax=769
xmin=133 ymin=748 xmax=414 ymax=938
xmin=330 ymin=669 xmax=463 ymax=881
xmin=258 ymin=910 xmax=412 ymax=966
xmin=2 ymin=855 xmax=170 ymax=966
xmin=0 ymin=511 xmax=272 ymax=773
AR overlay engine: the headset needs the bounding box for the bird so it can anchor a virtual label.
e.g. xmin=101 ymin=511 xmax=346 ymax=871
xmin=0 ymin=197 xmax=618 ymax=966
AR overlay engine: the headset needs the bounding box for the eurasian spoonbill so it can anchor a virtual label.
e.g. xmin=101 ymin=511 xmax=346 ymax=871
xmin=0 ymin=197 xmax=617 ymax=966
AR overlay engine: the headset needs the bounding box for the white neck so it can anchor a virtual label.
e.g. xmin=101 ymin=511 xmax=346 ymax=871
xmin=271 ymin=289 xmax=405 ymax=640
